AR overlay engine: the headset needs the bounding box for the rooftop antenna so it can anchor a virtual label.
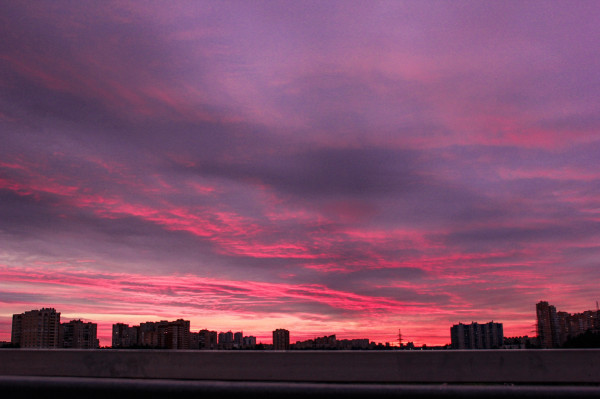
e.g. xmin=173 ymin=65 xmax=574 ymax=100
xmin=398 ymin=329 xmax=402 ymax=347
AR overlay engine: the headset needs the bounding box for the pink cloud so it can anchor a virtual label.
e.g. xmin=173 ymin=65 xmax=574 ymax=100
xmin=0 ymin=264 xmax=448 ymax=346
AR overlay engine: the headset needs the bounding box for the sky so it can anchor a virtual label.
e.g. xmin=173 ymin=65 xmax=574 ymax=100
xmin=1 ymin=1 xmax=599 ymax=347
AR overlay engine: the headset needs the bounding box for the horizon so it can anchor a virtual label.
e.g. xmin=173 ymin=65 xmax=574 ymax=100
xmin=5 ymin=300 xmax=598 ymax=348
xmin=1 ymin=1 xmax=599 ymax=348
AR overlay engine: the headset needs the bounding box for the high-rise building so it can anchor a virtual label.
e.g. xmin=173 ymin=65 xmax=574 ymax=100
xmin=138 ymin=321 xmax=166 ymax=347
xmin=11 ymin=308 xmax=61 ymax=348
xmin=272 ymin=329 xmax=290 ymax=350
xmin=557 ymin=311 xmax=571 ymax=345
xmin=112 ymin=320 xmax=190 ymax=349
xmin=189 ymin=332 xmax=203 ymax=349
xmin=60 ymin=319 xmax=99 ymax=349
xmin=536 ymin=301 xmax=560 ymax=348
xmin=234 ymin=331 xmax=243 ymax=349
xmin=450 ymin=321 xmax=503 ymax=349
xmin=11 ymin=315 xmax=21 ymax=346
xmin=315 ymin=334 xmax=337 ymax=349
xmin=537 ymin=301 xmax=600 ymax=347
xmin=199 ymin=329 xmax=218 ymax=350
xmin=243 ymin=336 xmax=257 ymax=349
xmin=112 ymin=323 xmax=139 ymax=348
xmin=218 ymin=331 xmax=234 ymax=349
xmin=158 ymin=319 xmax=190 ymax=349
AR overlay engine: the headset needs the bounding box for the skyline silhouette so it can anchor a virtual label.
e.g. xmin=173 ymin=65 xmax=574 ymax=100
xmin=5 ymin=300 xmax=600 ymax=348
xmin=1 ymin=1 xmax=599 ymax=347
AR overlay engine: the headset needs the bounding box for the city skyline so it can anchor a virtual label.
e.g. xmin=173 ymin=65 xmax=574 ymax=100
xmin=1 ymin=1 xmax=600 ymax=347
xmin=6 ymin=301 xmax=600 ymax=348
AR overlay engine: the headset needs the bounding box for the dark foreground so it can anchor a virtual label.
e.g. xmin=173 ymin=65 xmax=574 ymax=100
xmin=1 ymin=349 xmax=599 ymax=398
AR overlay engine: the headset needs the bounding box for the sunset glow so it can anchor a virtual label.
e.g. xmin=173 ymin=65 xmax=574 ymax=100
xmin=1 ymin=1 xmax=599 ymax=347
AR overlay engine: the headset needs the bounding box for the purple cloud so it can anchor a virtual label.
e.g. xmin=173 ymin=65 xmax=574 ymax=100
xmin=1 ymin=0 xmax=599 ymax=346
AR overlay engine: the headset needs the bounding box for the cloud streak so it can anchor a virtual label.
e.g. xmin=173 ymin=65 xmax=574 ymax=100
xmin=1 ymin=1 xmax=599 ymax=346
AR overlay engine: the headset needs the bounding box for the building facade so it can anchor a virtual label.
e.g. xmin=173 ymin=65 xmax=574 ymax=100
xmin=11 ymin=308 xmax=61 ymax=348
xmin=450 ymin=321 xmax=503 ymax=349
xmin=199 ymin=329 xmax=218 ymax=350
xmin=112 ymin=323 xmax=139 ymax=348
xmin=536 ymin=301 xmax=560 ymax=348
xmin=112 ymin=319 xmax=190 ymax=349
xmin=138 ymin=321 xmax=164 ymax=347
xmin=157 ymin=319 xmax=190 ymax=349
xmin=218 ymin=331 xmax=234 ymax=349
xmin=60 ymin=319 xmax=99 ymax=349
xmin=537 ymin=301 xmax=600 ymax=348
xmin=272 ymin=329 xmax=290 ymax=350
xmin=234 ymin=332 xmax=243 ymax=349
xmin=242 ymin=336 xmax=257 ymax=349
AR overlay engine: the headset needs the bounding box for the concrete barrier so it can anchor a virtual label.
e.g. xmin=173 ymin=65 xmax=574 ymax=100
xmin=1 ymin=349 xmax=599 ymax=383
xmin=2 ymin=376 xmax=600 ymax=399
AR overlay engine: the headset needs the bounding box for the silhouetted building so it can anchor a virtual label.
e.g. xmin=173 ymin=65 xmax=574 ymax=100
xmin=292 ymin=338 xmax=315 ymax=350
xmin=190 ymin=332 xmax=200 ymax=349
xmin=218 ymin=331 xmax=234 ymax=349
xmin=60 ymin=319 xmax=99 ymax=349
xmin=337 ymin=338 xmax=370 ymax=350
xmin=537 ymin=301 xmax=560 ymax=348
xmin=450 ymin=321 xmax=503 ymax=349
xmin=557 ymin=311 xmax=570 ymax=345
xmin=402 ymin=341 xmax=416 ymax=350
xmin=537 ymin=301 xmax=600 ymax=347
xmin=243 ymin=335 xmax=256 ymax=349
xmin=156 ymin=319 xmax=190 ymax=349
xmin=502 ymin=336 xmax=536 ymax=349
xmin=114 ymin=319 xmax=190 ymax=349
xmin=272 ymin=329 xmax=290 ymax=350
xmin=138 ymin=321 xmax=165 ymax=347
xmin=112 ymin=323 xmax=138 ymax=348
xmin=234 ymin=331 xmax=243 ymax=349
xmin=564 ymin=310 xmax=600 ymax=340
xmin=292 ymin=335 xmax=371 ymax=350
xmin=12 ymin=308 xmax=61 ymax=348
xmin=314 ymin=334 xmax=336 ymax=349
xmin=199 ymin=329 xmax=217 ymax=350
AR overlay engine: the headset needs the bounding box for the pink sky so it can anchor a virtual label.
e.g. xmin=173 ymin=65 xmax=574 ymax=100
xmin=1 ymin=1 xmax=599 ymax=347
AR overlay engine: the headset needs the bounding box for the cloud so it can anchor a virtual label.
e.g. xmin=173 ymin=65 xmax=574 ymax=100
xmin=1 ymin=1 xmax=599 ymax=346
